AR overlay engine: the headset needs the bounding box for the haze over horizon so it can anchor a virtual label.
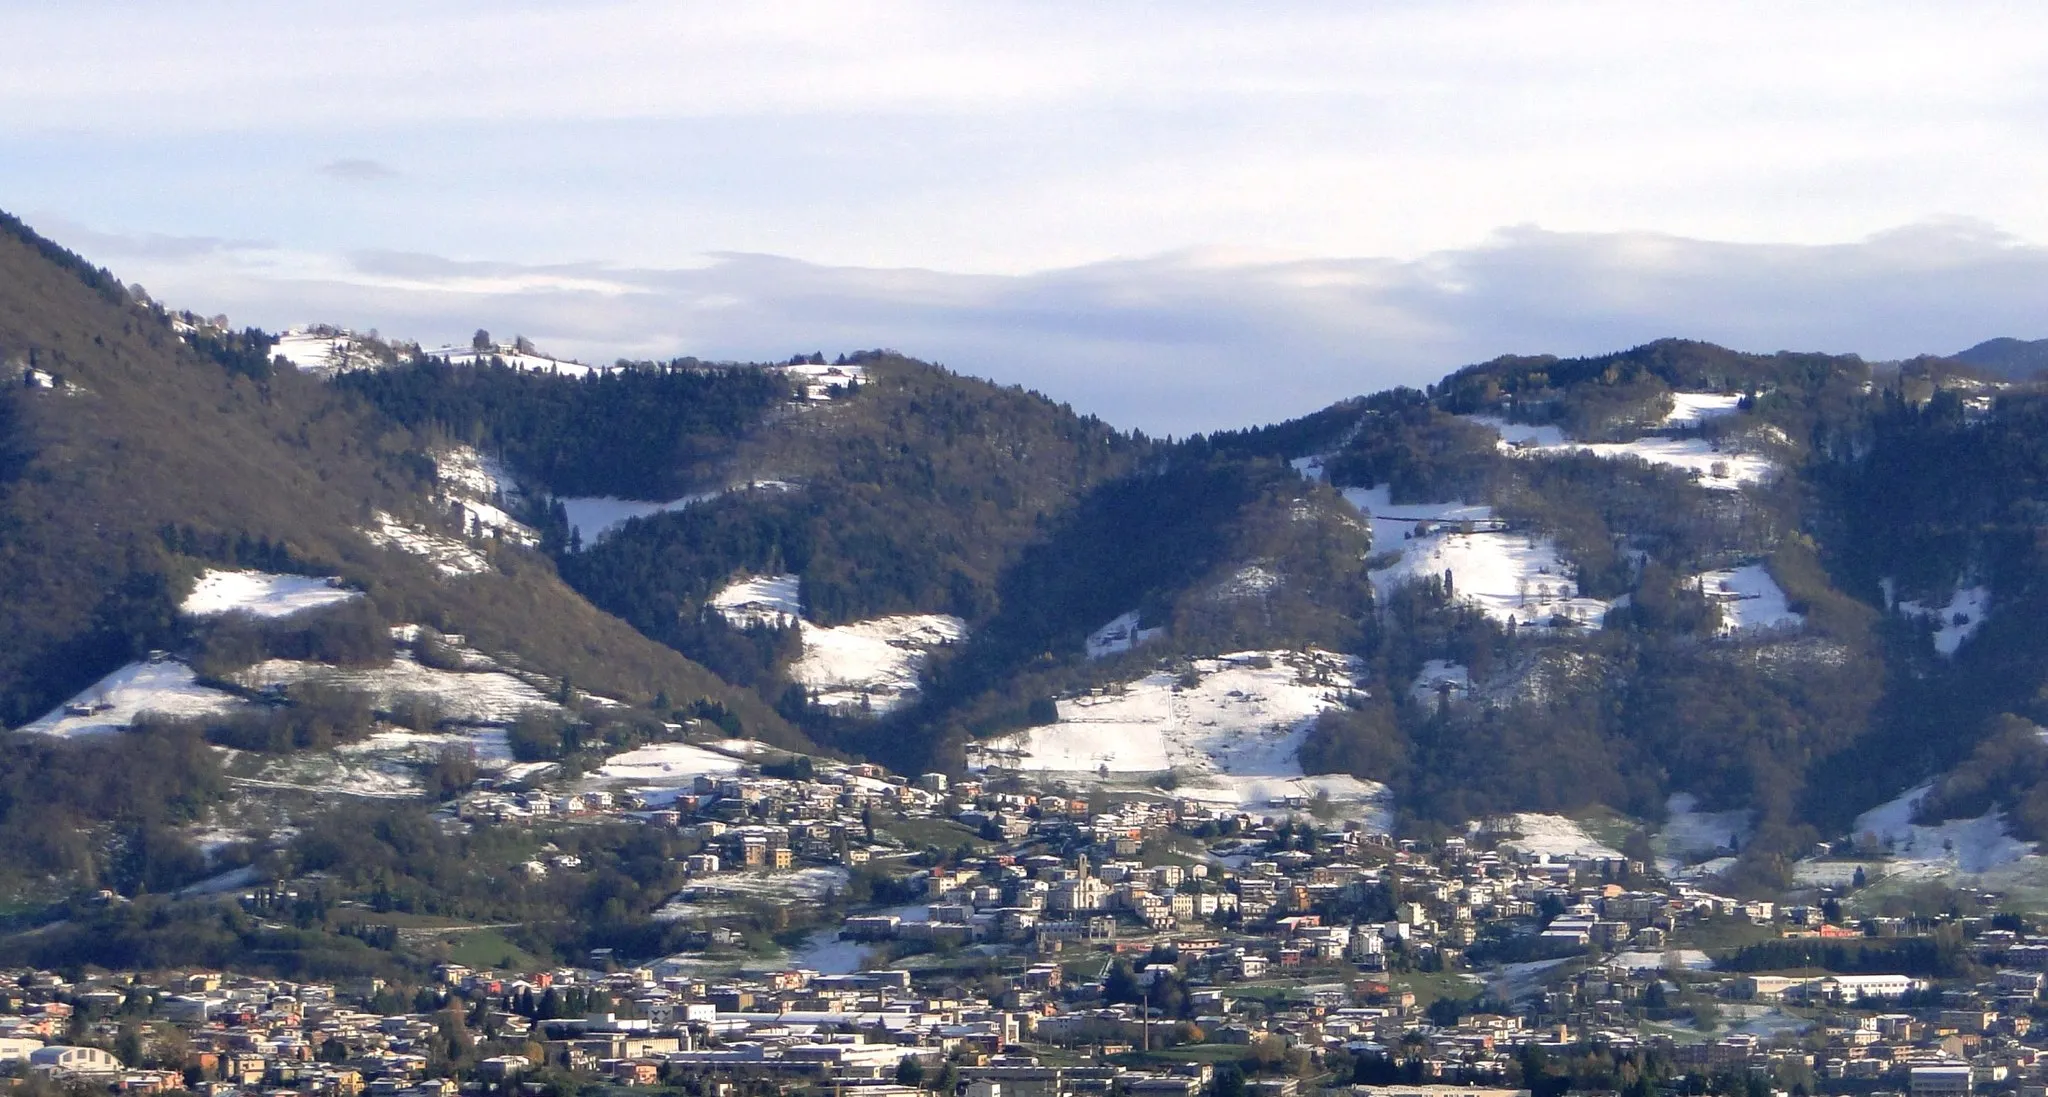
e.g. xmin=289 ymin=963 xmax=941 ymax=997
xmin=7 ymin=1 xmax=2048 ymax=433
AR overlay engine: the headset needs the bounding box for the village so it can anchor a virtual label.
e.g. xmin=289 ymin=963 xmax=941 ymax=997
xmin=7 ymin=747 xmax=2048 ymax=1097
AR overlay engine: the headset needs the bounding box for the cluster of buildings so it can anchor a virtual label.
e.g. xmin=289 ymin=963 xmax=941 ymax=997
xmin=34 ymin=744 xmax=2048 ymax=1097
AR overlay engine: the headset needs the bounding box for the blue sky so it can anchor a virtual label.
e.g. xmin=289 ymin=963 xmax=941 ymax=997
xmin=5 ymin=1 xmax=2048 ymax=432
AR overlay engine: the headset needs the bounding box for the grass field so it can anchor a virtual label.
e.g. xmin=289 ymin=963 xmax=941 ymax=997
xmin=878 ymin=816 xmax=990 ymax=853
xmin=440 ymin=927 xmax=548 ymax=972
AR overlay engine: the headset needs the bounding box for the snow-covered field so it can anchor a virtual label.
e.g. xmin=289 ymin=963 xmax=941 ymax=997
xmin=1851 ymin=783 xmax=2033 ymax=877
xmin=1409 ymin=660 xmax=1471 ymax=705
xmin=655 ymin=867 xmax=851 ymax=919
xmin=1654 ymin=793 xmax=1753 ymax=874
xmin=1897 ymin=585 xmax=1990 ymax=656
xmin=272 ymin=329 xmax=385 ymax=375
xmin=1467 ymin=415 xmax=1773 ymax=490
xmin=235 ymin=651 xmax=559 ymax=724
xmin=1346 ymin=486 xmax=1610 ymax=629
xmin=709 ymin=575 xmax=965 ymax=713
xmin=1662 ymin=393 xmax=1744 ymax=428
xmin=559 ymin=482 xmax=795 ymax=549
xmin=430 ymin=446 xmax=537 ymax=547
xmin=1483 ymin=813 xmax=1623 ymax=862
xmin=561 ymin=495 xmax=714 ymax=546
xmin=971 ymin=650 xmax=1388 ymax=823
xmin=585 ymin=742 xmax=748 ymax=805
xmin=362 ymin=511 xmax=489 ymax=576
xmin=426 ymin=345 xmax=613 ymax=378
xmin=793 ymin=614 xmax=968 ymax=713
xmin=711 ymin=574 xmax=804 ymax=627
xmin=433 ymin=446 xmax=516 ymax=502
xmin=227 ymin=729 xmax=499 ymax=799
xmin=1086 ymin=611 xmax=1165 ymax=660
xmin=182 ymin=569 xmax=360 ymax=619
xmin=1695 ymin=565 xmax=1803 ymax=636
xmin=1609 ymin=949 xmax=1712 ymax=971
xmin=18 ymin=659 xmax=246 ymax=738
xmin=1178 ymin=774 xmax=1391 ymax=829
xmin=781 ymin=361 xmax=868 ymax=401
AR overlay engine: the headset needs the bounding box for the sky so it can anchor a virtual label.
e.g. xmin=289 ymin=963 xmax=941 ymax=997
xmin=5 ymin=1 xmax=2048 ymax=433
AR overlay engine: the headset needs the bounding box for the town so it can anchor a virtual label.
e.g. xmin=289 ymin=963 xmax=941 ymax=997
xmin=7 ymin=746 xmax=2043 ymax=1097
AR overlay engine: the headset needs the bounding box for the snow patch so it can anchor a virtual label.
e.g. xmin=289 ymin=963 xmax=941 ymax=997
xmin=711 ymin=574 xmax=804 ymax=627
xmin=1349 ymin=487 xmax=1611 ymax=629
xmin=586 ymin=742 xmax=749 ymax=805
xmin=1484 ymin=813 xmax=1623 ymax=862
xmin=561 ymin=495 xmax=716 ymax=547
xmin=1176 ymin=773 xmax=1391 ymax=830
xmin=1086 ymin=611 xmax=1165 ymax=660
xmin=1467 ymin=415 xmax=1773 ymax=490
xmin=793 ymin=615 xmax=967 ymax=714
xmin=235 ymin=651 xmax=559 ymax=725
xmin=1409 ymin=659 xmax=1471 ymax=705
xmin=272 ymin=329 xmax=386 ymax=375
xmin=779 ymin=361 xmax=869 ymax=401
xmin=1897 ymin=585 xmax=1990 ymax=656
xmin=182 ymin=569 xmax=360 ymax=620
xmin=362 ymin=511 xmax=489 ymax=576
xmin=1654 ymin=793 xmax=1753 ymax=874
xmin=1853 ymin=783 xmax=2033 ymax=876
xmin=18 ymin=658 xmax=247 ymax=738
xmin=1609 ymin=949 xmax=1713 ymax=971
xmin=427 ymin=344 xmax=611 ymax=378
xmin=971 ymin=650 xmax=1385 ymax=823
xmin=1662 ymin=393 xmax=1744 ymax=428
xmin=708 ymin=575 xmax=964 ymax=714
xmin=1694 ymin=565 xmax=1803 ymax=636
xmin=1221 ymin=564 xmax=1281 ymax=598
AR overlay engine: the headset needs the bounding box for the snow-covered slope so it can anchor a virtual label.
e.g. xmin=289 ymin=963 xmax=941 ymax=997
xmin=1896 ymin=585 xmax=1990 ymax=656
xmin=1345 ymin=486 xmax=1611 ymax=629
xmin=1694 ymin=565 xmax=1803 ymax=636
xmin=362 ymin=511 xmax=490 ymax=577
xmin=970 ymin=649 xmax=1387 ymax=822
xmin=710 ymin=574 xmax=804 ymax=627
xmin=1662 ymin=393 xmax=1744 ymax=428
xmin=1654 ymin=793 xmax=1753 ymax=874
xmin=557 ymin=482 xmax=794 ymax=550
xmin=431 ymin=446 xmax=538 ymax=547
xmin=781 ymin=361 xmax=869 ymax=401
xmin=584 ymin=742 xmax=749 ymax=805
xmin=1086 ymin=611 xmax=1164 ymax=660
xmin=272 ymin=328 xmax=388 ymax=375
xmin=236 ymin=650 xmax=561 ymax=725
xmin=20 ymin=659 xmax=246 ymax=738
xmin=793 ymin=615 xmax=967 ymax=712
xmin=425 ymin=344 xmax=612 ymax=378
xmin=562 ymin=495 xmax=716 ymax=546
xmin=1466 ymin=414 xmax=1773 ymax=490
xmin=1409 ymin=659 xmax=1471 ymax=704
xmin=182 ymin=569 xmax=360 ymax=619
xmin=1482 ymin=813 xmax=1623 ymax=862
xmin=708 ymin=574 xmax=965 ymax=714
xmin=1852 ymin=784 xmax=2033 ymax=877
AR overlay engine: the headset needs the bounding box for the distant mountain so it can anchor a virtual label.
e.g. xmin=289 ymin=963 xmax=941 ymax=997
xmin=1954 ymin=336 xmax=2048 ymax=378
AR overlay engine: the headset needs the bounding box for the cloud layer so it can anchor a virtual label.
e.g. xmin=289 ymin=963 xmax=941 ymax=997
xmin=8 ymin=3 xmax=2048 ymax=271
xmin=78 ymin=220 xmax=2048 ymax=435
xmin=8 ymin=4 xmax=2047 ymax=431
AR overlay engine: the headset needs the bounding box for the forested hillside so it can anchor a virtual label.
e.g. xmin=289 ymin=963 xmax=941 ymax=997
xmin=14 ymin=206 xmax=2048 ymax=906
xmin=0 ymin=212 xmax=802 ymax=897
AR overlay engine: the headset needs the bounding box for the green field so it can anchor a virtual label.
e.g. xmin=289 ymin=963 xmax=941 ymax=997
xmin=440 ymin=927 xmax=548 ymax=972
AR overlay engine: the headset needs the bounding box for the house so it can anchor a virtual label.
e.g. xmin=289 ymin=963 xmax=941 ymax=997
xmin=30 ymin=1045 xmax=124 ymax=1079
